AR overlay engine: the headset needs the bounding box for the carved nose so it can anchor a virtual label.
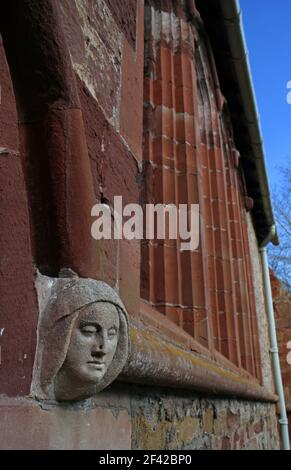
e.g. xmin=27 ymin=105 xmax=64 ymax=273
xmin=91 ymin=336 xmax=107 ymax=355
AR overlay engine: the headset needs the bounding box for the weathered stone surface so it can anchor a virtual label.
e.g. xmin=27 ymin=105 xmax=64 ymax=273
xmin=60 ymin=0 xmax=123 ymax=130
xmin=0 ymin=396 xmax=131 ymax=450
xmin=106 ymin=0 xmax=137 ymax=49
xmin=131 ymin=388 xmax=280 ymax=450
xmin=0 ymin=0 xmax=80 ymax=121
xmin=0 ymin=154 xmax=38 ymax=397
xmin=119 ymin=0 xmax=144 ymax=160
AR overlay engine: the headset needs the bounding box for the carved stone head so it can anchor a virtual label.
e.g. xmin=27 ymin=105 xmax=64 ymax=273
xmin=31 ymin=277 xmax=129 ymax=401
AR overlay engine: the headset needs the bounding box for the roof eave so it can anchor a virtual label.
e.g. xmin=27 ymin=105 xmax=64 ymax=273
xmin=195 ymin=0 xmax=279 ymax=246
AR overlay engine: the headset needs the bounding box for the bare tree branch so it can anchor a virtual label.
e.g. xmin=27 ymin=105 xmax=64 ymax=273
xmin=268 ymin=160 xmax=291 ymax=292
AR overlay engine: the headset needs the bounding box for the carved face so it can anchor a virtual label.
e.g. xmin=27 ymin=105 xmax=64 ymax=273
xmin=62 ymin=302 xmax=120 ymax=384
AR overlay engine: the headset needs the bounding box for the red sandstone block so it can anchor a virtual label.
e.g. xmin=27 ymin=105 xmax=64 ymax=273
xmin=164 ymin=245 xmax=179 ymax=304
xmin=174 ymin=113 xmax=186 ymax=142
xmin=146 ymin=165 xmax=163 ymax=204
xmin=203 ymin=197 xmax=212 ymax=225
xmin=212 ymin=126 xmax=221 ymax=148
xmin=210 ymin=171 xmax=219 ymax=199
xmin=184 ymin=114 xmax=196 ymax=146
xmin=173 ymin=52 xmax=183 ymax=87
xmin=140 ymin=241 xmax=150 ymax=301
xmin=174 ymin=85 xmax=184 ymax=114
xmin=216 ymin=172 xmax=226 ymax=202
xmin=199 ymin=126 xmax=207 ymax=144
xmin=176 ymin=173 xmax=189 ymax=205
xmin=214 ymin=229 xmax=223 ymax=258
xmin=199 ymin=144 xmax=208 ymax=167
xmin=217 ymin=290 xmax=226 ymax=312
xmin=0 ymin=155 xmax=38 ymax=396
xmin=183 ymin=320 xmax=195 ymax=337
xmin=175 ymin=142 xmax=187 ymax=172
xmin=220 ymin=203 xmax=228 ymax=231
xmin=160 ymin=47 xmax=172 ymax=82
xmin=0 ymin=401 xmax=131 ymax=450
xmin=162 ymin=107 xmax=174 ymax=138
xmin=212 ymin=199 xmax=227 ymax=229
xmin=152 ymin=106 xmax=162 ymax=135
xmin=181 ymin=53 xmax=193 ymax=89
xmin=183 ymin=87 xmax=194 ymax=115
xmin=193 ymin=307 xmax=207 ymax=327
xmin=153 ymin=79 xmax=163 ymax=107
xmin=210 ymin=147 xmax=223 ymax=171
xmin=148 ymin=137 xmax=166 ymax=167
xmin=163 ymin=167 xmax=176 ymax=204
xmin=151 ymin=136 xmax=163 ymax=164
xmin=212 ymin=199 xmax=221 ymax=227
xmin=201 ymin=169 xmax=211 ymax=199
xmin=203 ymin=226 xmax=215 ymax=256
xmin=206 ymin=256 xmax=217 ymax=289
xmin=165 ymin=306 xmax=181 ymax=327
xmin=120 ymin=0 xmax=144 ymax=159
xmin=119 ymin=238 xmax=140 ymax=315
xmin=182 ymin=309 xmax=195 ymax=324
xmin=154 ymin=47 xmax=162 ymax=80
xmin=236 ymin=238 xmax=244 ymax=259
xmin=222 ymin=258 xmax=232 ymax=287
xmin=195 ymin=315 xmax=209 ymax=348
xmin=186 ymin=173 xmax=200 ymax=205
xmin=191 ymin=251 xmax=206 ymax=308
xmin=153 ymin=244 xmax=165 ymax=303
xmin=229 ymin=219 xmax=237 ymax=239
xmin=162 ymin=80 xmax=173 ymax=109
xmin=179 ymin=251 xmax=193 ymax=305
xmin=218 ymin=317 xmax=229 ymax=357
xmin=185 ymin=143 xmax=198 ymax=174
xmin=143 ymin=106 xmax=155 ymax=134
xmin=162 ymin=139 xmax=175 ymax=169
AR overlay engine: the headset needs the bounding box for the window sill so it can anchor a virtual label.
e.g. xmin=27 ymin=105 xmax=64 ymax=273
xmin=120 ymin=302 xmax=277 ymax=403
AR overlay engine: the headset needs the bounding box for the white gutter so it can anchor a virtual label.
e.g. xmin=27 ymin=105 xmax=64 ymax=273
xmin=260 ymin=226 xmax=290 ymax=450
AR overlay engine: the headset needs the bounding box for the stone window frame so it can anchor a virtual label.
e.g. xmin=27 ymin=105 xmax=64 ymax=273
xmin=124 ymin=0 xmax=275 ymax=403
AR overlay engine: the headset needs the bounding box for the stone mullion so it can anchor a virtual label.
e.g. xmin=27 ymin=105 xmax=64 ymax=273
xmin=196 ymin=45 xmax=219 ymax=354
xmin=216 ymin=126 xmax=242 ymax=368
xmin=228 ymin=151 xmax=252 ymax=373
xmin=183 ymin=24 xmax=209 ymax=347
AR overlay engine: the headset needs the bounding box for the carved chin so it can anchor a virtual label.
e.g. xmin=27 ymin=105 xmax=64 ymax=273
xmin=84 ymin=362 xmax=107 ymax=382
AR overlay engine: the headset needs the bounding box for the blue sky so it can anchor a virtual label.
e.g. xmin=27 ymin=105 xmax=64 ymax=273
xmin=240 ymin=0 xmax=291 ymax=191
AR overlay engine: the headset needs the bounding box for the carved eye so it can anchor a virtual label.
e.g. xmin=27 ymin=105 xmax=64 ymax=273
xmin=80 ymin=326 xmax=96 ymax=335
xmin=108 ymin=327 xmax=117 ymax=338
